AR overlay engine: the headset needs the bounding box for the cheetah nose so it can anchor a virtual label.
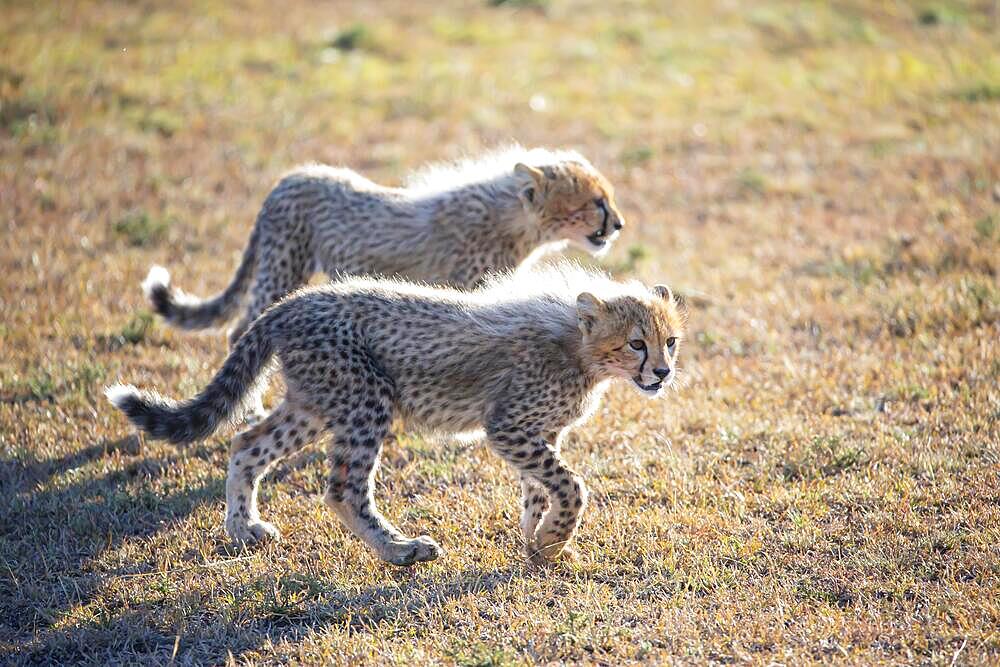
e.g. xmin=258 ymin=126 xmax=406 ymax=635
xmin=613 ymin=218 xmax=623 ymax=231
xmin=653 ymin=367 xmax=671 ymax=379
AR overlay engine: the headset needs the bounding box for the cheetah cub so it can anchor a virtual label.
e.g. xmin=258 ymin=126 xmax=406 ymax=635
xmin=143 ymin=146 xmax=625 ymax=348
xmin=107 ymin=263 xmax=687 ymax=566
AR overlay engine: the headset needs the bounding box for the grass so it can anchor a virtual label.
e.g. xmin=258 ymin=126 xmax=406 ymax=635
xmin=326 ymin=24 xmax=377 ymax=53
xmin=1 ymin=0 xmax=998 ymax=664
xmin=112 ymin=211 xmax=172 ymax=247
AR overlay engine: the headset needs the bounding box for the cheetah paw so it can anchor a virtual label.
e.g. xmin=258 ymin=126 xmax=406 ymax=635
xmin=381 ymin=535 xmax=443 ymax=567
xmin=226 ymin=518 xmax=281 ymax=545
xmin=525 ymin=538 xmax=575 ymax=565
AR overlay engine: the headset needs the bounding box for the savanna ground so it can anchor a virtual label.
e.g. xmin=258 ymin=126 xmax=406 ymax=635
xmin=1 ymin=0 xmax=999 ymax=664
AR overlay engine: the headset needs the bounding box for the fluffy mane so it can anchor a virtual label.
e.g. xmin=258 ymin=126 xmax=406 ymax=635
xmin=404 ymin=144 xmax=593 ymax=195
xmin=478 ymin=259 xmax=647 ymax=304
xmin=327 ymin=260 xmax=651 ymax=342
xmin=470 ymin=260 xmax=656 ymax=340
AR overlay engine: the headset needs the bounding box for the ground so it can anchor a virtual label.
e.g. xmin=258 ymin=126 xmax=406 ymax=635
xmin=1 ymin=0 xmax=999 ymax=664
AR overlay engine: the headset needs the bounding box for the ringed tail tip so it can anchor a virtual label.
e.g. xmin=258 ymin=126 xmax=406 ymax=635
xmin=105 ymin=383 xmax=140 ymax=410
xmin=142 ymin=265 xmax=172 ymax=314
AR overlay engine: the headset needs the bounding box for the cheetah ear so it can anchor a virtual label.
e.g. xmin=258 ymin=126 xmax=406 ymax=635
xmin=515 ymin=163 xmax=546 ymax=207
xmin=652 ymin=284 xmax=673 ymax=301
xmin=515 ymin=162 xmax=545 ymax=184
xmin=654 ymin=284 xmax=688 ymax=318
xmin=576 ymin=292 xmax=605 ymax=335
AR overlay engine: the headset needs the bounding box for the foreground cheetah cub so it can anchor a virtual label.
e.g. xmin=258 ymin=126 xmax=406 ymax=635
xmin=144 ymin=146 xmax=625 ymax=348
xmin=107 ymin=263 xmax=686 ymax=566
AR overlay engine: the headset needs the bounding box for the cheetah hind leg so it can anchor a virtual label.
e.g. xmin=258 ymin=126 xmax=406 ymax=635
xmin=324 ymin=437 xmax=443 ymax=566
xmin=319 ymin=375 xmax=442 ymax=566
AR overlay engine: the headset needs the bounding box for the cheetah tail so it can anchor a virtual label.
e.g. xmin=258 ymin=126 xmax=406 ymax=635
xmin=142 ymin=225 xmax=260 ymax=330
xmin=105 ymin=320 xmax=274 ymax=444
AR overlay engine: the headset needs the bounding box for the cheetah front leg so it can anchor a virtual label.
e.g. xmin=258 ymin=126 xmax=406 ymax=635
xmin=489 ymin=428 xmax=588 ymax=562
xmin=519 ymin=474 xmax=548 ymax=551
xmin=519 ymin=429 xmax=564 ymax=552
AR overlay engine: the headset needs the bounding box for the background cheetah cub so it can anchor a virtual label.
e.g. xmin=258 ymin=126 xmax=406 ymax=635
xmin=107 ymin=263 xmax=686 ymax=566
xmin=143 ymin=146 xmax=625 ymax=348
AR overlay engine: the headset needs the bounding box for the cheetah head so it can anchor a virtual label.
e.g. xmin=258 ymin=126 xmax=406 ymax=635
xmin=576 ymin=284 xmax=688 ymax=397
xmin=515 ymin=160 xmax=624 ymax=256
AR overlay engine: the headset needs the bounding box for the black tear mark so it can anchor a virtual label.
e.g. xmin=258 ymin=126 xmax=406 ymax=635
xmin=595 ymin=198 xmax=609 ymax=236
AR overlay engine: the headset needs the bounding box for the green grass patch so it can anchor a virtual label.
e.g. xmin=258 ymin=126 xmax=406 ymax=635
xmin=487 ymin=0 xmax=549 ymax=9
xmin=120 ymin=311 xmax=154 ymax=345
xmin=8 ymin=362 xmax=106 ymax=403
xmin=620 ymin=145 xmax=654 ymax=166
xmin=917 ymin=4 xmax=967 ymax=26
xmin=0 ymin=94 xmax=57 ymax=133
xmin=26 ymin=369 xmax=57 ymax=401
xmin=130 ymin=107 xmax=184 ymax=138
xmin=327 ymin=24 xmax=377 ymax=52
xmin=735 ymin=167 xmax=768 ymax=197
xmin=0 ymin=65 xmax=25 ymax=88
xmin=606 ymin=243 xmax=649 ymax=276
xmin=112 ymin=211 xmax=172 ymax=247
xmin=782 ymin=436 xmax=869 ymax=481
xmin=954 ymin=83 xmax=1000 ymax=103
xmin=975 ymin=215 xmax=996 ymax=241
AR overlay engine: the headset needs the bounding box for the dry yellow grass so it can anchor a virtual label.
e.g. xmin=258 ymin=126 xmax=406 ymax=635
xmin=2 ymin=0 xmax=999 ymax=664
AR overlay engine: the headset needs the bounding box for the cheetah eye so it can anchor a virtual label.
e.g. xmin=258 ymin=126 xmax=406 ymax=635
xmin=666 ymin=337 xmax=677 ymax=349
xmin=628 ymin=339 xmax=646 ymax=351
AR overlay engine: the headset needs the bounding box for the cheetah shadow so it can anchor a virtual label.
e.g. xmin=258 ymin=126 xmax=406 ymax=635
xmin=2 ymin=434 xmax=533 ymax=664
xmin=0 ymin=435 xmax=223 ymax=650
xmin=3 ymin=427 xmax=527 ymax=663
xmin=10 ymin=564 xmax=530 ymax=663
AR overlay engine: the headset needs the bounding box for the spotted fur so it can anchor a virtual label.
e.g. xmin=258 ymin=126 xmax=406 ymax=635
xmin=107 ymin=263 xmax=686 ymax=566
